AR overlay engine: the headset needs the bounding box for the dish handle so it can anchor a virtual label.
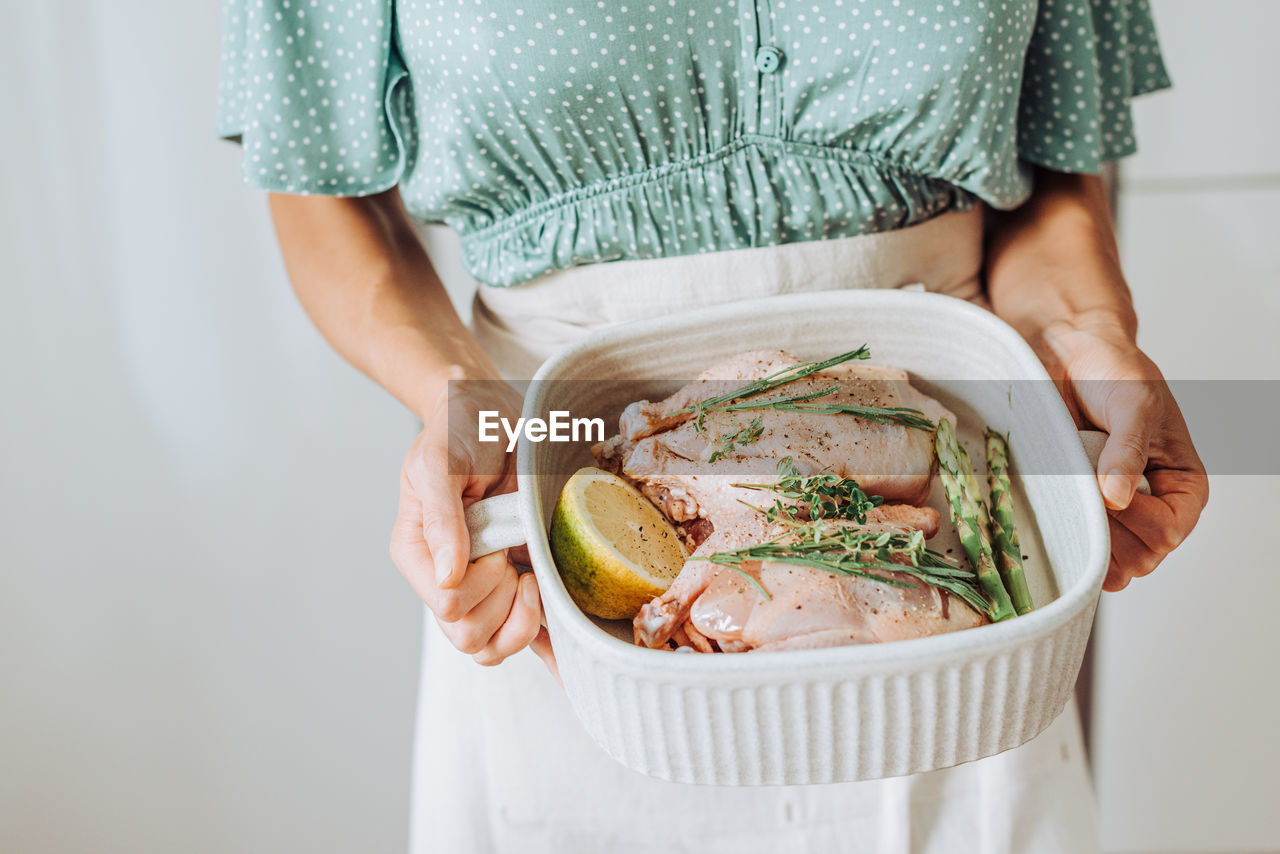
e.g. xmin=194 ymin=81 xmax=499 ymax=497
xmin=1078 ymin=430 xmax=1152 ymax=496
xmin=464 ymin=491 xmax=527 ymax=562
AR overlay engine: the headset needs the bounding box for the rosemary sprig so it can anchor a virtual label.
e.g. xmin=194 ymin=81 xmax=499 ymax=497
xmin=726 ymin=565 xmax=772 ymax=600
xmin=733 ymin=456 xmax=884 ymax=524
xmin=706 ymin=524 xmax=991 ymax=616
xmin=664 ymin=347 xmax=934 ymax=433
xmin=668 ymin=347 xmax=871 ymax=416
xmin=713 ymin=397 xmax=936 ymax=432
xmin=708 ymin=416 xmax=764 ymax=463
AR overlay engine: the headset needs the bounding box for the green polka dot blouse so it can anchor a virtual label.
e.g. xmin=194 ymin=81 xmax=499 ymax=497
xmin=217 ymin=0 xmax=1170 ymax=287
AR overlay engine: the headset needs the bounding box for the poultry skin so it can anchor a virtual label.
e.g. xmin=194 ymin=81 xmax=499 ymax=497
xmin=635 ymin=505 xmax=988 ymax=652
xmin=595 ymin=348 xmax=992 ymax=652
xmin=593 ymin=349 xmax=954 ymax=551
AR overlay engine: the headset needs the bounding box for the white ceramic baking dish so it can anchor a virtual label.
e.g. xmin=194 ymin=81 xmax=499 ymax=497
xmin=464 ymin=290 xmax=1110 ymax=786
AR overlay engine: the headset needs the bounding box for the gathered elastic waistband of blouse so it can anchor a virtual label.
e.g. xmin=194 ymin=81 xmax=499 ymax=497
xmin=447 ymin=135 xmax=979 ymax=289
xmin=471 ymin=205 xmax=986 ymax=380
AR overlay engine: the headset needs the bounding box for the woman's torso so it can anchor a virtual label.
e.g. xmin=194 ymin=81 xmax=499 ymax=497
xmin=470 ymin=205 xmax=987 ymax=378
xmin=411 ymin=210 xmax=1099 ymax=853
xmin=214 ymin=6 xmax=1165 ymax=849
xmin=219 ymin=0 xmax=1169 ymax=288
xmin=394 ymin=0 xmax=1037 ymax=286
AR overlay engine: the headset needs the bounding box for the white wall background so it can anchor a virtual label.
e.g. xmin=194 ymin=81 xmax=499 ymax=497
xmin=1 ymin=3 xmax=423 ymax=852
xmin=1 ymin=2 xmax=1274 ymax=853
xmin=1093 ymin=1 xmax=1280 ymax=851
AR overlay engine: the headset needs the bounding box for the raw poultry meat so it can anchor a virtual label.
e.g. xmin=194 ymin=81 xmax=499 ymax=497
xmin=593 ymin=349 xmax=953 ymax=549
xmin=596 ymin=348 xmax=987 ymax=653
xmin=635 ymin=505 xmax=988 ymax=653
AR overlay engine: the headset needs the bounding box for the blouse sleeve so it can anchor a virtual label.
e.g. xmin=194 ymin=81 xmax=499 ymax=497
xmin=216 ymin=0 xmax=412 ymax=196
xmin=1017 ymin=0 xmax=1171 ymax=173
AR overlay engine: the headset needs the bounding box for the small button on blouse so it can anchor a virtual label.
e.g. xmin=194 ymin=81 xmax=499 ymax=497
xmin=754 ymin=46 xmax=784 ymax=74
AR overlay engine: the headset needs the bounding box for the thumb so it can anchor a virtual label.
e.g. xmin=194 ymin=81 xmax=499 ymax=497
xmin=1096 ymin=386 xmax=1161 ymax=511
xmin=408 ymin=457 xmax=471 ymax=589
xmin=421 ymin=483 xmax=469 ymax=588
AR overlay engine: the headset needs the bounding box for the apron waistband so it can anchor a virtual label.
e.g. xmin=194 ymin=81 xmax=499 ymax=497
xmin=472 ymin=206 xmax=986 ymax=380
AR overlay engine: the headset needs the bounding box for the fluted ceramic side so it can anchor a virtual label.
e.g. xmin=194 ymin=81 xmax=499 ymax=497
xmin=551 ymin=596 xmax=1096 ymax=785
xmin=518 ymin=291 xmax=1110 ymax=786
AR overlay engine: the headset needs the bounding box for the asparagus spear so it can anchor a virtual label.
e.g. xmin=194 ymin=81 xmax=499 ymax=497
xmin=984 ymin=430 xmax=1034 ymax=615
xmin=935 ymin=418 xmax=1016 ymax=622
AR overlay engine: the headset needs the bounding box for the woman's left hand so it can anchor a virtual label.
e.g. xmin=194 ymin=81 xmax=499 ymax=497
xmin=1038 ymin=318 xmax=1210 ymax=591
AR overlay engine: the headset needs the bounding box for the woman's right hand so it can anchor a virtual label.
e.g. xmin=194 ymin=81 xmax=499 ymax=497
xmin=265 ymin=191 xmax=556 ymax=671
xmin=389 ymin=374 xmax=557 ymax=674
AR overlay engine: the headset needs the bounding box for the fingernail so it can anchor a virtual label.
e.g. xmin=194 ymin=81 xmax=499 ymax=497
xmin=522 ymin=574 xmax=540 ymax=608
xmin=1103 ymin=469 xmax=1131 ymax=507
xmin=435 ymin=548 xmax=456 ymax=586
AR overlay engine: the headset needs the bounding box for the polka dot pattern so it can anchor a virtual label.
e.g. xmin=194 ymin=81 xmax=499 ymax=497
xmin=218 ymin=0 xmax=1170 ymax=287
xmin=218 ymin=0 xmax=410 ymax=194
xmin=1019 ymin=0 xmax=1170 ymax=170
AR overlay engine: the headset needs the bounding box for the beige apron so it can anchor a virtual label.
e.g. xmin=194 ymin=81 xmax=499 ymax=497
xmin=409 ymin=208 xmax=1099 ymax=854
xmin=470 ymin=208 xmax=988 ymax=380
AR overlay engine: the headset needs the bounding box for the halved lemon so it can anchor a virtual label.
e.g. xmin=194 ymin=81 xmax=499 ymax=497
xmin=549 ymin=467 xmax=686 ymax=620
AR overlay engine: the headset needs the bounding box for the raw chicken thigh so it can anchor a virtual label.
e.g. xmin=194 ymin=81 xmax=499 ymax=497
xmin=594 ymin=350 xmax=953 ymax=544
xmin=635 ymin=505 xmax=987 ymax=653
xmin=593 ymin=348 xmax=989 ymax=653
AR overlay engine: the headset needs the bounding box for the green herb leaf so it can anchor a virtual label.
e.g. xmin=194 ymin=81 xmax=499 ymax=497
xmin=665 ymin=347 xmax=872 ymax=433
xmin=706 ymin=522 xmax=992 ymax=618
xmin=707 ymin=416 xmax=765 ymax=463
xmin=714 ymin=396 xmax=936 ymax=431
xmin=726 ymin=565 xmax=772 ymax=601
xmin=733 ymin=456 xmax=885 ymax=524
xmin=664 ymin=348 xmax=935 ymax=433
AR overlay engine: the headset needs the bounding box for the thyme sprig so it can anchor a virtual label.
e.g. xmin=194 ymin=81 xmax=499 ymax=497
xmin=733 ymin=457 xmax=885 ymax=524
xmin=664 ymin=346 xmax=935 ymax=434
xmin=708 ymin=416 xmax=764 ymax=463
xmin=707 ymin=523 xmax=991 ymax=617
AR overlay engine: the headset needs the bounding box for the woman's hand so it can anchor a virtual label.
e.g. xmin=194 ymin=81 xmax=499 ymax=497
xmin=267 ymin=191 xmax=558 ymax=672
xmin=389 ymin=375 xmax=558 ymax=671
xmin=1038 ymin=318 xmax=1209 ymax=591
xmin=985 ymin=169 xmax=1210 ymax=592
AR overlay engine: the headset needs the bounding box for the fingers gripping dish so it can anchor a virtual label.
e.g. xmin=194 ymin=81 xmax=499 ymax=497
xmin=550 ymin=346 xmax=1033 ymax=653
